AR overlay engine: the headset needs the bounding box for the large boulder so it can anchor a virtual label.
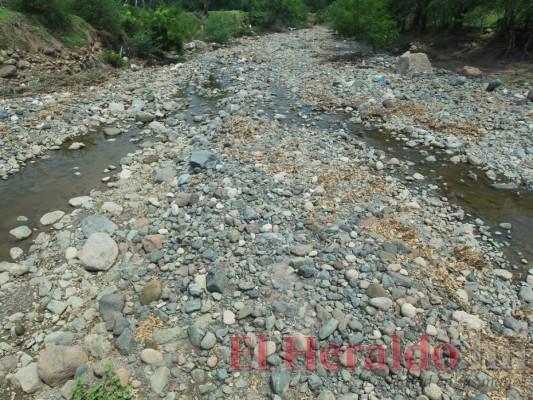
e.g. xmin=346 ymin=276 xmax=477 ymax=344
xmin=36 ymin=345 xmax=88 ymax=386
xmin=0 ymin=65 xmax=17 ymax=79
xmin=396 ymin=52 xmax=432 ymax=74
xmin=78 ymin=232 xmax=118 ymax=271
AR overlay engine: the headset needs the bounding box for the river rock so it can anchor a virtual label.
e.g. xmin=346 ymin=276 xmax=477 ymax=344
xmin=369 ymin=297 xmax=393 ymax=310
xmin=140 ymin=279 xmax=162 ymax=305
xmin=0 ymin=65 xmax=17 ymax=79
xmin=12 ymin=363 xmax=42 ymax=393
xmin=9 ymin=226 xmax=32 ymax=240
xmin=486 ymin=79 xmax=502 ymax=92
xmin=78 ymin=232 xmax=118 ymax=272
xmin=396 ymin=52 xmax=432 ymax=74
xmin=141 ymin=349 xmax=164 ymax=365
xmin=459 ymin=66 xmax=483 ymax=77
xmin=149 ymin=366 xmax=170 ymax=394
xmin=135 ymin=111 xmax=155 ymax=123
xmin=103 ymin=128 xmax=122 ymax=136
xmin=452 ymin=311 xmax=486 ymax=330
xmin=81 ymin=215 xmax=117 ymax=237
xmin=190 ymin=150 xmax=216 ymax=169
xmin=36 ymin=345 xmax=88 ymax=386
xmin=99 ymin=293 xmax=125 ymax=322
xmin=40 ymin=210 xmax=65 ymax=226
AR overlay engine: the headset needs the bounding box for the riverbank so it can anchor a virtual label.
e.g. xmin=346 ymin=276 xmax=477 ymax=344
xmin=0 ymin=27 xmax=531 ymax=400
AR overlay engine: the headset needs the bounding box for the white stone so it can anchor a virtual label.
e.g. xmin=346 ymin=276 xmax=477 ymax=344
xmin=78 ymin=233 xmax=118 ymax=272
xmin=452 ymin=311 xmax=486 ymax=330
xmin=69 ymin=196 xmax=93 ymax=207
xmin=401 ymin=303 xmax=417 ymax=318
xmin=9 ymin=226 xmax=32 ymax=240
xmin=40 ymin=210 xmax=65 ymax=226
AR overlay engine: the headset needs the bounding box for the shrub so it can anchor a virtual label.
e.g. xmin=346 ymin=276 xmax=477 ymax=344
xmin=101 ymin=49 xmax=123 ymax=68
xmin=68 ymin=0 xmax=122 ymax=34
xmin=129 ymin=31 xmax=159 ymax=57
xmin=70 ymin=361 xmax=133 ymax=400
xmin=204 ymin=11 xmax=247 ymax=43
xmin=330 ymin=0 xmax=397 ymax=50
xmin=5 ymin=0 xmax=70 ymax=27
xmin=147 ymin=6 xmax=185 ymax=53
xmin=242 ymin=0 xmax=308 ymax=29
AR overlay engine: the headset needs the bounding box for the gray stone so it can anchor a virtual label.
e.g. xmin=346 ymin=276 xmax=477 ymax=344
xmin=155 ymin=166 xmax=176 ymax=183
xmin=519 ymin=285 xmax=533 ymax=302
xmin=79 ymin=232 xmax=118 ymax=272
xmin=317 ymin=389 xmax=336 ymax=400
xmin=12 ymin=363 xmax=42 ymax=393
xmin=206 ymin=268 xmax=228 ymax=293
xmin=36 ymin=345 xmax=87 ymax=387
xmin=103 ymin=128 xmax=121 ymax=136
xmin=81 ymin=215 xmax=117 ymax=237
xmin=369 ymin=297 xmax=393 ymax=311
xmin=200 ymin=332 xmax=217 ymax=350
xmin=270 ymin=369 xmax=291 ymax=394
xmin=486 ymin=79 xmax=502 ymax=92
xmin=451 ymin=76 xmax=466 ymax=86
xmin=9 ymin=226 xmax=32 ymax=240
xmin=40 ymin=210 xmax=65 ymax=226
xmin=190 ymin=150 xmax=216 ymax=169
xmin=318 ymin=319 xmax=339 ymax=340
xmin=396 ymin=52 xmax=432 ymax=74
xmin=0 ymin=65 xmax=17 ymax=79
xmin=528 ymin=90 xmax=533 ymax=102
xmin=150 ymin=366 xmax=170 ymax=394
xmin=99 ymin=293 xmax=125 ymax=322
xmin=187 ymin=326 xmax=205 ymax=348
xmin=367 ymin=283 xmax=387 ymax=298
xmin=46 ymin=300 xmax=68 ymax=315
xmin=135 ymin=111 xmax=155 ymax=123
xmin=115 ymin=328 xmax=137 ymax=355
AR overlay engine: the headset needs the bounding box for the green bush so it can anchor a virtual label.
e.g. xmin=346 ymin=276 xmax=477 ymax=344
xmin=330 ymin=0 xmax=397 ymax=50
xmin=242 ymin=0 xmax=308 ymax=29
xmin=5 ymin=0 xmax=70 ymax=27
xmin=204 ymin=11 xmax=247 ymax=43
xmin=68 ymin=0 xmax=122 ymax=34
xmin=129 ymin=31 xmax=159 ymax=57
xmin=101 ymin=49 xmax=123 ymax=67
xmin=70 ymin=361 xmax=133 ymax=400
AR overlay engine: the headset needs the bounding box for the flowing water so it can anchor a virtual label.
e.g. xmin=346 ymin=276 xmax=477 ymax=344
xmin=1 ymin=83 xmax=531 ymax=280
xmin=0 ymin=129 xmax=142 ymax=260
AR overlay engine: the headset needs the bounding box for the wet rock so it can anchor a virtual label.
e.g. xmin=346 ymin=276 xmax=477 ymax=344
xmin=40 ymin=210 xmax=65 ymax=226
xmin=103 ymin=128 xmax=122 ymax=136
xmin=9 ymin=226 xmax=32 ymax=240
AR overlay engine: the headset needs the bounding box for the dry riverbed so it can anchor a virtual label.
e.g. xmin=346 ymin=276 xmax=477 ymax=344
xmin=0 ymin=27 xmax=531 ymax=400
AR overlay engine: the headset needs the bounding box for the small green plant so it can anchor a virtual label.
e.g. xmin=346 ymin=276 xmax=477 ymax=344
xmin=101 ymin=49 xmax=123 ymax=68
xmin=70 ymin=362 xmax=133 ymax=400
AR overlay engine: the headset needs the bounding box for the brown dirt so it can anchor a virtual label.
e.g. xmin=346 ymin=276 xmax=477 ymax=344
xmin=411 ymin=30 xmax=533 ymax=81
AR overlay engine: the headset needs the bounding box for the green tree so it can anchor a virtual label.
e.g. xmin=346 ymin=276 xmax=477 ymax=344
xmin=331 ymin=0 xmax=397 ymax=49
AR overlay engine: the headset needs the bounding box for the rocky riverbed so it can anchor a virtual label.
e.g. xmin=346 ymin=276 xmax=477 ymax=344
xmin=0 ymin=27 xmax=531 ymax=400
